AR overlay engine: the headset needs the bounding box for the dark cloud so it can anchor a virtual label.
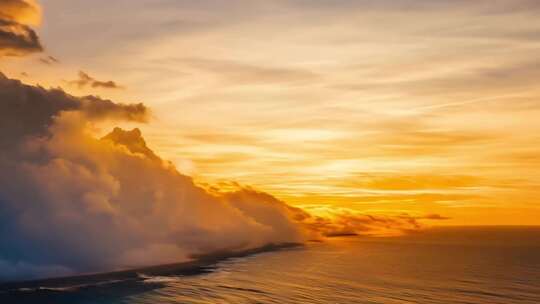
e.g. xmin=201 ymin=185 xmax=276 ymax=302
xmin=422 ymin=214 xmax=451 ymax=220
xmin=69 ymin=71 xmax=124 ymax=90
xmin=0 ymin=0 xmax=42 ymax=56
xmin=0 ymin=72 xmax=146 ymax=149
xmin=0 ymin=18 xmax=41 ymax=56
xmin=78 ymin=95 xmax=147 ymax=121
xmin=39 ymin=55 xmax=59 ymax=65
xmin=300 ymin=210 xmax=449 ymax=238
xmin=219 ymin=188 xmax=453 ymax=237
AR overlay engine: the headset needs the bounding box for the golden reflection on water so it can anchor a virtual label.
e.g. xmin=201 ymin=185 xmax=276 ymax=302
xmin=132 ymin=227 xmax=540 ymax=304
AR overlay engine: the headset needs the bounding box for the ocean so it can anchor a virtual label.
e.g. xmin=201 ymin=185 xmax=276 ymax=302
xmin=1 ymin=226 xmax=539 ymax=304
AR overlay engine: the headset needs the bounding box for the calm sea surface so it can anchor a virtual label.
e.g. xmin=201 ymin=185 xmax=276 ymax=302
xmin=2 ymin=226 xmax=540 ymax=303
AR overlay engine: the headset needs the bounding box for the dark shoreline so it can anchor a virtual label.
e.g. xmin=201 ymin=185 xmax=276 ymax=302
xmin=0 ymin=242 xmax=302 ymax=292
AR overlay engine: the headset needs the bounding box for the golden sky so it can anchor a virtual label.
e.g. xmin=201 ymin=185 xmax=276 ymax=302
xmin=3 ymin=0 xmax=540 ymax=226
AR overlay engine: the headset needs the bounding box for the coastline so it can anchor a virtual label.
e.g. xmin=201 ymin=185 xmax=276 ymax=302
xmin=0 ymin=242 xmax=302 ymax=293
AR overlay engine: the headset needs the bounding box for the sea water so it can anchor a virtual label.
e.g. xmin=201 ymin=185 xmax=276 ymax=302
xmin=2 ymin=226 xmax=539 ymax=304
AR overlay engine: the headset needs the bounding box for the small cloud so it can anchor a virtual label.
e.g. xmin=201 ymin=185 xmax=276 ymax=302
xmin=0 ymin=0 xmax=43 ymax=57
xmin=69 ymin=71 xmax=124 ymax=90
xmin=39 ymin=55 xmax=59 ymax=65
xmin=0 ymin=19 xmax=42 ymax=56
xmin=422 ymin=214 xmax=451 ymax=220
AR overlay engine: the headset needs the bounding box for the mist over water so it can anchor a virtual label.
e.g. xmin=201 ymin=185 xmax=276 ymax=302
xmin=3 ymin=226 xmax=539 ymax=304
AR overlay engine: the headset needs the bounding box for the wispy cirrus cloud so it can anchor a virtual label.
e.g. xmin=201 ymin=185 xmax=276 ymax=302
xmin=165 ymin=57 xmax=320 ymax=86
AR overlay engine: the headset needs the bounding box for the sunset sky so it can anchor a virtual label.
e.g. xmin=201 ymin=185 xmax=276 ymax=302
xmin=3 ymin=0 xmax=540 ymax=226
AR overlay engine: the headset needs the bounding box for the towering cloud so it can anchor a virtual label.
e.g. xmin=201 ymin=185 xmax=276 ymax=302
xmin=0 ymin=0 xmax=42 ymax=56
xmin=0 ymin=72 xmax=306 ymax=282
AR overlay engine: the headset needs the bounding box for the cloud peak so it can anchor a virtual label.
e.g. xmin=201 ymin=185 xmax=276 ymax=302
xmin=102 ymin=127 xmax=160 ymax=162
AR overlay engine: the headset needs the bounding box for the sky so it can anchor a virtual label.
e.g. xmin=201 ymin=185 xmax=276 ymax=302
xmin=2 ymin=0 xmax=540 ymax=230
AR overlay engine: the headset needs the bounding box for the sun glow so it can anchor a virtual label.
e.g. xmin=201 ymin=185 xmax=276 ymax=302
xmin=1 ymin=0 xmax=539 ymax=230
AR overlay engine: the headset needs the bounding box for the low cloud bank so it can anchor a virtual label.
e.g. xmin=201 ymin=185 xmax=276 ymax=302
xmin=298 ymin=206 xmax=449 ymax=237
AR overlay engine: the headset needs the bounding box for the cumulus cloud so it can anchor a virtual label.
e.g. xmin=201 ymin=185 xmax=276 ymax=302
xmin=69 ymin=71 xmax=124 ymax=89
xmin=0 ymin=0 xmax=42 ymax=56
xmin=0 ymin=73 xmax=303 ymax=282
xmin=0 ymin=73 xmax=146 ymax=149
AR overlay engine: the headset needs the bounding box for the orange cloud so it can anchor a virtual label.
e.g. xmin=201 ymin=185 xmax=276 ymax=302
xmin=297 ymin=206 xmax=450 ymax=238
xmin=0 ymin=0 xmax=42 ymax=56
xmin=69 ymin=71 xmax=124 ymax=90
xmin=0 ymin=0 xmax=40 ymax=25
xmin=0 ymin=73 xmax=302 ymax=281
